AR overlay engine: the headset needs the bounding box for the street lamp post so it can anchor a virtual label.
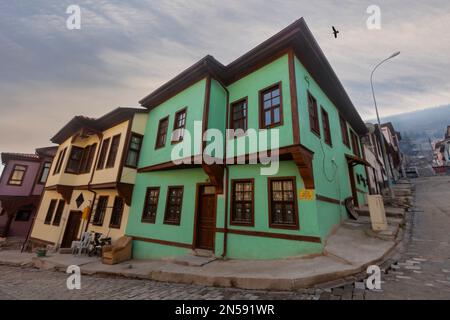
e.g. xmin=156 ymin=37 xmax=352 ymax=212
xmin=370 ymin=51 xmax=400 ymax=197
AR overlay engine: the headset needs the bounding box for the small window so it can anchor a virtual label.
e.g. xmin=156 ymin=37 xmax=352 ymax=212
xmin=109 ymin=197 xmax=124 ymax=228
xmin=52 ymin=200 xmax=65 ymax=226
xmin=44 ymin=199 xmax=58 ymax=225
xmin=105 ymin=134 xmax=121 ymax=168
xmin=142 ymin=187 xmax=160 ymax=223
xmin=97 ymin=138 xmax=110 ymax=170
xmin=260 ymin=83 xmax=282 ymax=128
xmin=231 ymin=179 xmax=254 ymax=226
xmin=308 ymin=92 xmax=320 ymax=136
xmin=8 ymin=165 xmax=27 ymax=186
xmin=164 ymin=187 xmax=183 ymax=225
xmin=230 ymin=98 xmax=248 ymax=131
xmin=172 ymin=108 xmax=187 ymax=143
xmin=38 ymin=162 xmax=51 ymax=184
xmin=92 ymin=196 xmax=108 ymax=226
xmin=15 ymin=209 xmax=32 ymax=221
xmin=350 ymin=130 xmax=361 ymax=157
xmin=321 ymin=107 xmax=332 ymax=146
xmin=340 ymin=115 xmax=350 ymax=147
xmin=268 ymin=178 xmax=298 ymax=229
xmin=125 ymin=133 xmax=143 ymax=168
xmin=53 ymin=148 xmax=67 ymax=175
xmin=155 ymin=116 xmax=169 ymax=149
xmin=65 ymin=146 xmax=84 ymax=174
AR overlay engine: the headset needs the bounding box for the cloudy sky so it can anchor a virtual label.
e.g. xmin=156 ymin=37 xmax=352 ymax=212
xmin=1 ymin=0 xmax=449 ymax=157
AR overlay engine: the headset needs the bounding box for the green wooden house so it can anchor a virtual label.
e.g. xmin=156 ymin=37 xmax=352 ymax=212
xmin=125 ymin=18 xmax=369 ymax=260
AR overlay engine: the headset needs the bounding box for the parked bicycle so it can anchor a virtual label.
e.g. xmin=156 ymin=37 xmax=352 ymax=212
xmin=87 ymin=232 xmax=111 ymax=257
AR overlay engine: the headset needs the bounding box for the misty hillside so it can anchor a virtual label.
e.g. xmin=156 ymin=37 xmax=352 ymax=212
xmin=378 ymin=104 xmax=450 ymax=141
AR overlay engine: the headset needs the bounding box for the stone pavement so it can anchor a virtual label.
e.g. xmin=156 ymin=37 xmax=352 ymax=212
xmin=4 ymin=177 xmax=449 ymax=299
xmin=0 ymin=211 xmax=400 ymax=291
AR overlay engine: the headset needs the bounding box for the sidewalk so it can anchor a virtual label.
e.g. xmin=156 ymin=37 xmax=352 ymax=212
xmin=0 ymin=213 xmax=404 ymax=291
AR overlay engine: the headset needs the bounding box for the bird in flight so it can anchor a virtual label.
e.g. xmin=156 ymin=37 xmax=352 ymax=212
xmin=332 ymin=26 xmax=339 ymax=38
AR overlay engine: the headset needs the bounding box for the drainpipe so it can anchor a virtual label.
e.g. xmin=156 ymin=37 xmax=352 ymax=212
xmin=221 ymin=167 xmax=229 ymax=258
xmin=84 ymin=134 xmax=104 ymax=232
xmin=209 ymin=75 xmax=230 ymax=258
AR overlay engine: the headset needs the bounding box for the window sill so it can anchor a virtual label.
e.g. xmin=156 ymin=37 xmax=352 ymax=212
xmin=230 ymin=221 xmax=254 ymax=227
xmin=141 ymin=219 xmax=156 ymax=224
xmin=268 ymin=223 xmax=300 ymax=230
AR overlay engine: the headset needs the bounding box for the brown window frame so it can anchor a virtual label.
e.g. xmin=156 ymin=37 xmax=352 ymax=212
xmin=229 ymin=97 xmax=248 ymax=132
xmin=141 ymin=187 xmax=160 ymax=224
xmin=230 ymin=179 xmax=254 ymax=226
xmin=125 ymin=133 xmax=143 ymax=168
xmin=44 ymin=199 xmax=58 ymax=225
xmin=96 ymin=138 xmax=110 ymax=170
xmin=321 ymin=107 xmax=332 ymax=146
xmin=307 ymin=91 xmax=320 ymax=136
xmin=52 ymin=200 xmax=65 ymax=226
xmin=259 ymin=82 xmax=283 ymax=129
xmin=92 ymin=196 xmax=109 ymax=226
xmin=7 ymin=164 xmax=28 ymax=186
xmin=340 ymin=115 xmax=350 ymax=147
xmin=268 ymin=177 xmax=299 ymax=230
xmin=65 ymin=146 xmax=84 ymax=174
xmin=53 ymin=147 xmax=67 ymax=175
xmin=38 ymin=161 xmax=52 ymax=184
xmin=163 ymin=186 xmax=184 ymax=225
xmin=79 ymin=143 xmax=97 ymax=174
xmin=350 ymin=130 xmax=361 ymax=158
xmin=155 ymin=116 xmax=169 ymax=149
xmin=109 ymin=196 xmax=124 ymax=228
xmin=171 ymin=108 xmax=187 ymax=144
xmin=105 ymin=134 xmax=121 ymax=169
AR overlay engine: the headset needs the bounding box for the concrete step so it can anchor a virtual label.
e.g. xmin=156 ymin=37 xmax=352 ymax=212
xmin=356 ymin=206 xmax=405 ymax=218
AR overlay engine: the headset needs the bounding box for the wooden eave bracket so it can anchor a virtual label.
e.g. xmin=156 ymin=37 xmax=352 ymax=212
xmin=291 ymin=145 xmax=315 ymax=189
xmin=56 ymin=185 xmax=74 ymax=204
xmin=201 ymin=163 xmax=224 ymax=194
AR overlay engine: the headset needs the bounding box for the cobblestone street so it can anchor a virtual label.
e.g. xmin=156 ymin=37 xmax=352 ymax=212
xmin=1 ymin=176 xmax=449 ymax=300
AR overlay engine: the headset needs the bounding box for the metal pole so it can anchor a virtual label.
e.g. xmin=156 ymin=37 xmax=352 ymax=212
xmin=370 ymin=52 xmax=400 ymax=197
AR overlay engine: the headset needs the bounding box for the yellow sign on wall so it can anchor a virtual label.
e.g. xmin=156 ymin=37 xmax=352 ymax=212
xmin=299 ymin=189 xmax=315 ymax=200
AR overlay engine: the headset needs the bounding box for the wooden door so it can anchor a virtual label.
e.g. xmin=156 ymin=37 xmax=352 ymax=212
xmin=195 ymin=186 xmax=216 ymax=250
xmin=61 ymin=211 xmax=82 ymax=248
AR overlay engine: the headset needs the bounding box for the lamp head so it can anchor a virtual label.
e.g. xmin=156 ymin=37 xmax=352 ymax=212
xmin=389 ymin=51 xmax=400 ymax=59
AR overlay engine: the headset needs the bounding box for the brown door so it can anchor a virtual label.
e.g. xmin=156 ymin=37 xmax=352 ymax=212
xmin=61 ymin=211 xmax=82 ymax=248
xmin=195 ymin=186 xmax=216 ymax=250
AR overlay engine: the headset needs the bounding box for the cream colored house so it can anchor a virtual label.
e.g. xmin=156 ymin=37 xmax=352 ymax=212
xmin=29 ymin=108 xmax=148 ymax=249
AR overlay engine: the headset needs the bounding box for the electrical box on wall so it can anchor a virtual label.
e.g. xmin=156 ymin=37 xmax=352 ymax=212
xmin=367 ymin=195 xmax=388 ymax=231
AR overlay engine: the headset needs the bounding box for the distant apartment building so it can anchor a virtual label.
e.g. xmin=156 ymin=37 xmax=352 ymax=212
xmin=0 ymin=147 xmax=57 ymax=239
xmin=381 ymin=122 xmax=404 ymax=181
xmin=362 ymin=123 xmax=388 ymax=194
xmin=433 ymin=125 xmax=450 ymax=174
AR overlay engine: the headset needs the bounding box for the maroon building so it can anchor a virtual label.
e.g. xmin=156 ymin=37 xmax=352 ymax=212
xmin=0 ymin=147 xmax=57 ymax=240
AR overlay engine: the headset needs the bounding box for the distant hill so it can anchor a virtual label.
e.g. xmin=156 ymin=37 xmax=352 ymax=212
xmin=375 ymin=104 xmax=450 ymax=141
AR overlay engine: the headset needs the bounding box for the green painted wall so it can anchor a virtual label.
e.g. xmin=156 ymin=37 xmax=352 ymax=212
xmin=226 ymin=55 xmax=293 ymax=157
xmin=205 ymin=79 xmax=227 ymax=158
xmin=293 ymin=56 xmax=368 ymax=238
xmin=215 ymin=162 xmax=323 ymax=260
xmin=126 ymin=168 xmax=209 ymax=259
xmin=138 ymin=79 xmax=207 ymax=168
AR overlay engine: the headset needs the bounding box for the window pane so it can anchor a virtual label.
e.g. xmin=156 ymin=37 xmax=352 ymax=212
xmin=270 ymin=179 xmax=297 ymax=227
xmin=273 ymin=108 xmax=280 ymax=123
